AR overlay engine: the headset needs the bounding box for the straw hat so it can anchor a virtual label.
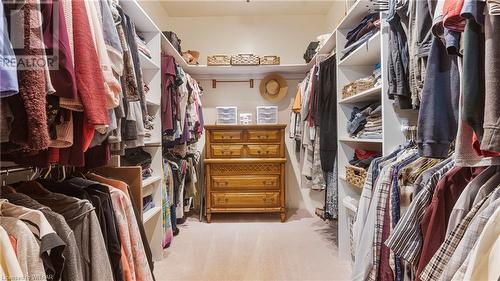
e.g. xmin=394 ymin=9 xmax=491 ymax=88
xmin=259 ymin=73 xmax=288 ymax=102
xmin=182 ymin=50 xmax=200 ymax=65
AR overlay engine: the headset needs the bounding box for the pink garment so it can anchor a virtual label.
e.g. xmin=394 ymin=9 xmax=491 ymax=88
xmin=108 ymin=186 xmax=154 ymax=281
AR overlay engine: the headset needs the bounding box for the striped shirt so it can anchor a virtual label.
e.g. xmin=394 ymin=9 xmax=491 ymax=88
xmin=419 ymin=194 xmax=491 ymax=281
xmin=385 ymin=160 xmax=456 ymax=265
xmin=439 ymin=193 xmax=500 ymax=281
xmin=368 ymin=150 xmax=418 ymax=281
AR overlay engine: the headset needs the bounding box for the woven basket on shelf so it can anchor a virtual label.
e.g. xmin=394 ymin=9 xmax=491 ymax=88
xmin=345 ymin=165 xmax=367 ymax=189
xmin=260 ymin=55 xmax=280 ymax=65
xmin=341 ymin=81 xmax=374 ymax=99
xmin=207 ymin=54 xmax=231 ymax=66
xmin=231 ymin=54 xmax=260 ymax=65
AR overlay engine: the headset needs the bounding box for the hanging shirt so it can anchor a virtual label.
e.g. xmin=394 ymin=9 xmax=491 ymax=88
xmin=0 ymin=216 xmax=47 ymax=281
xmin=0 ymin=0 xmax=18 ymax=97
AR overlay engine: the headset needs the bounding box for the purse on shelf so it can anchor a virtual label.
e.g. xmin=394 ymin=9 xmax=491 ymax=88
xmin=207 ymin=54 xmax=231 ymax=66
xmin=230 ymin=53 xmax=260 ymax=65
xmin=260 ymin=55 xmax=280 ymax=65
xmin=162 ymin=31 xmax=182 ymax=54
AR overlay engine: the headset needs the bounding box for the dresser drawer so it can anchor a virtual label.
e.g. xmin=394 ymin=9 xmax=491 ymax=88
xmin=210 ymin=144 xmax=244 ymax=158
xmin=211 ymin=175 xmax=280 ymax=191
xmin=211 ymin=192 xmax=280 ymax=208
xmin=209 ymin=162 xmax=282 ymax=175
xmin=210 ymin=130 xmax=243 ymax=142
xmin=246 ymin=144 xmax=281 ymax=158
xmin=246 ymin=129 xmax=281 ymax=142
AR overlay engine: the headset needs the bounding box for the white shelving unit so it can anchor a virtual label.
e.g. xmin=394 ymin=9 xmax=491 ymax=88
xmin=120 ymin=0 xmax=164 ymax=261
xmin=335 ymin=0 xmax=407 ymax=259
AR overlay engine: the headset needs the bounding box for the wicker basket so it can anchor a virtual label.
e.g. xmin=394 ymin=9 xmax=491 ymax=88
xmin=207 ymin=54 xmax=231 ymax=66
xmin=341 ymin=81 xmax=375 ymax=99
xmin=345 ymin=165 xmax=367 ymax=189
xmin=260 ymin=55 xmax=280 ymax=65
xmin=231 ymin=54 xmax=260 ymax=65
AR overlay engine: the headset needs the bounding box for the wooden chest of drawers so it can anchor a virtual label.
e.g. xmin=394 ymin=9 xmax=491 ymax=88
xmin=204 ymin=124 xmax=287 ymax=222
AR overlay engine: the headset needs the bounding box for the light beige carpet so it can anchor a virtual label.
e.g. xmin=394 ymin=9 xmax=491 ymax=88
xmin=154 ymin=210 xmax=352 ymax=281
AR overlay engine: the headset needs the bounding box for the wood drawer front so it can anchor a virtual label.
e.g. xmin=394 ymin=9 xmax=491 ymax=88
xmin=210 ymin=144 xmax=244 ymax=158
xmin=246 ymin=130 xmax=281 ymax=142
xmin=210 ymin=130 xmax=243 ymax=142
xmin=211 ymin=175 xmax=280 ymax=191
xmin=246 ymin=144 xmax=281 ymax=158
xmin=211 ymin=192 xmax=280 ymax=208
xmin=209 ymin=162 xmax=281 ymax=175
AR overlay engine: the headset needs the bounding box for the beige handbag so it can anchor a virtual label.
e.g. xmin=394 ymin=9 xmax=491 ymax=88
xmin=207 ymin=54 xmax=231 ymax=66
xmin=230 ymin=53 xmax=260 ymax=65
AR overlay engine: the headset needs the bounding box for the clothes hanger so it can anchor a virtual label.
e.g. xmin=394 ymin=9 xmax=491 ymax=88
xmin=43 ymin=165 xmax=52 ymax=179
xmin=2 ymin=170 xmax=8 ymax=186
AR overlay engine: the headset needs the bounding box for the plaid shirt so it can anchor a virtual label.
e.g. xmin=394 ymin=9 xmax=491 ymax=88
xmin=438 ymin=194 xmax=500 ymax=281
xmin=385 ymin=160 xmax=456 ymax=265
xmin=419 ymin=194 xmax=492 ymax=281
xmin=367 ymin=150 xmax=417 ymax=281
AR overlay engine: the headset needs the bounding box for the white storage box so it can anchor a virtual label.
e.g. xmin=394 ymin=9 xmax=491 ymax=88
xmin=256 ymin=106 xmax=278 ymax=124
xmin=239 ymin=113 xmax=253 ymax=125
xmin=343 ymin=196 xmax=359 ymax=264
xmin=216 ymin=107 xmax=237 ymax=125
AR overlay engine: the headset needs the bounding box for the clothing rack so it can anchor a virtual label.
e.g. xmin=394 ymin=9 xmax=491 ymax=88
xmin=211 ymin=79 xmax=254 ymax=88
xmin=0 ymin=166 xmax=33 ymax=175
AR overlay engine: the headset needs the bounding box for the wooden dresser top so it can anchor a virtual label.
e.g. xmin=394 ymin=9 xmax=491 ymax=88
xmin=204 ymin=124 xmax=287 ymax=130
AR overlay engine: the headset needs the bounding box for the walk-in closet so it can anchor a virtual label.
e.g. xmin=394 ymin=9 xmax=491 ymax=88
xmin=1 ymin=0 xmax=499 ymax=280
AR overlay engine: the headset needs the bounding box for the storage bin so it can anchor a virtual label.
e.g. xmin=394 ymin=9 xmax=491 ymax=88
xmin=231 ymin=54 xmax=260 ymax=65
xmin=207 ymin=54 xmax=231 ymax=66
xmin=256 ymin=106 xmax=278 ymax=124
xmin=343 ymin=196 xmax=359 ymax=264
xmin=216 ymin=107 xmax=238 ymax=125
xmin=345 ymin=164 xmax=366 ymax=189
xmin=239 ymin=113 xmax=253 ymax=125
xmin=260 ymin=56 xmax=280 ymax=65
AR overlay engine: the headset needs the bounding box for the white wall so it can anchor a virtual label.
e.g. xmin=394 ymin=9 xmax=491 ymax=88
xmin=160 ymin=15 xmax=330 ymax=65
xmin=138 ymin=1 xmax=346 ymax=215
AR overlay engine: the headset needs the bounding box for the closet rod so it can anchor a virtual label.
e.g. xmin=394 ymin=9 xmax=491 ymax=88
xmin=0 ymin=166 xmax=33 ymax=175
xmin=212 ymin=79 xmax=254 ymax=89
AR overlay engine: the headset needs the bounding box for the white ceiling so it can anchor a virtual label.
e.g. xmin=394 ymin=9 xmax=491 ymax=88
xmin=159 ymin=1 xmax=336 ymax=17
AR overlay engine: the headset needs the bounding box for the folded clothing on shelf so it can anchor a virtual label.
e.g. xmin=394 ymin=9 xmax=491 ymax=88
xmin=122 ymin=147 xmax=152 ymax=167
xmin=341 ymin=64 xmax=381 ymax=99
xmin=143 ymin=195 xmax=155 ymax=212
xmin=349 ymin=149 xmax=381 ymax=169
xmin=135 ymin=33 xmax=152 ymax=58
xmin=341 ymin=13 xmax=380 ymax=60
xmin=355 ymin=104 xmax=382 ymax=139
xmin=347 ymin=102 xmax=381 ymax=136
xmin=142 ymin=167 xmax=153 ymax=179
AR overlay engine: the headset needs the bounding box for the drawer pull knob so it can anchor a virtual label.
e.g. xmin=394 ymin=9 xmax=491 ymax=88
xmin=257 ymin=150 xmax=261 ymax=154
xmin=263 ymin=180 xmax=274 ymax=185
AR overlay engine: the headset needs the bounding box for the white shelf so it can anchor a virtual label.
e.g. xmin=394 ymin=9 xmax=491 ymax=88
xmin=339 ymin=86 xmax=382 ymax=104
xmin=161 ymin=33 xmax=189 ymax=68
xmin=184 ymin=64 xmax=309 ymax=80
xmin=339 ymin=176 xmax=363 ymax=191
xmin=143 ymin=207 xmax=161 ymax=223
xmin=146 ymin=99 xmax=160 ymax=107
xmin=338 ymin=0 xmax=378 ymax=30
xmin=120 ymin=0 xmax=160 ymax=33
xmin=339 ymin=137 xmax=383 ymax=143
xmin=142 ymin=175 xmax=162 ymax=187
xmin=306 ymin=30 xmax=337 ymax=69
xmin=139 ymin=52 xmax=160 ymax=70
xmin=338 ymin=137 xmax=383 ymax=151
xmin=338 ymin=31 xmax=380 ymax=67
